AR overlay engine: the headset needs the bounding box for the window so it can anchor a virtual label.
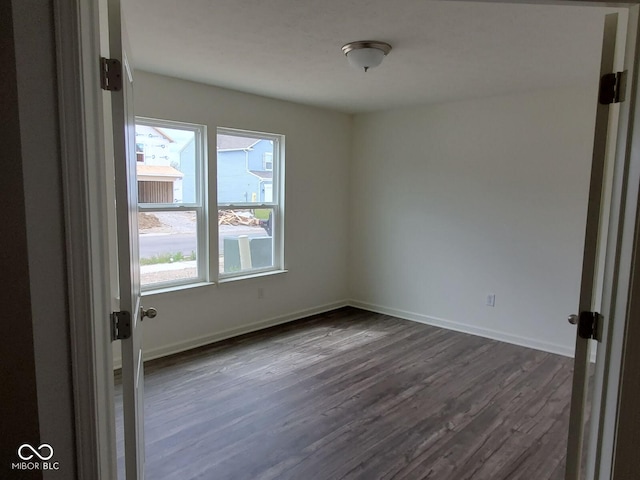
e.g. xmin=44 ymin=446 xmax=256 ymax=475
xmin=136 ymin=117 xmax=207 ymax=290
xmin=217 ymin=128 xmax=284 ymax=279
xmin=135 ymin=142 xmax=145 ymax=162
xmin=263 ymin=152 xmax=273 ymax=171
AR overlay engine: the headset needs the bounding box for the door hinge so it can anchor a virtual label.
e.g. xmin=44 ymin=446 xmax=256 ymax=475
xmin=111 ymin=311 xmax=131 ymax=341
xmin=599 ymin=71 xmax=627 ymax=105
xmin=100 ymin=57 xmax=123 ymax=92
xmin=578 ymin=311 xmax=602 ymax=342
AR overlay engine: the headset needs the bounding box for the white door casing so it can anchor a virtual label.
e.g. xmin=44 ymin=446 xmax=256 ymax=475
xmin=589 ymin=6 xmax=640 ymax=479
xmin=565 ymin=12 xmax=625 ymax=480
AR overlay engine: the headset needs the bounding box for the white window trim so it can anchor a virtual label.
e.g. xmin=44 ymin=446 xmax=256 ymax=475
xmin=216 ymin=127 xmax=285 ymax=281
xmin=136 ymin=117 xmax=209 ymax=292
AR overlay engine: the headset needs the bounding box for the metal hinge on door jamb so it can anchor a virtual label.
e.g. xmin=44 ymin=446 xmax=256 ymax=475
xmin=578 ymin=311 xmax=602 ymax=342
xmin=100 ymin=57 xmax=122 ymax=92
xmin=599 ymin=71 xmax=627 ymax=105
xmin=111 ymin=311 xmax=131 ymax=341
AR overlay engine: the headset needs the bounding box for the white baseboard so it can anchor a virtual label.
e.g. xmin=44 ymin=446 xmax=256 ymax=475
xmin=114 ymin=298 xmax=590 ymax=370
xmin=349 ymin=299 xmax=576 ymax=358
xmin=113 ymin=299 xmax=349 ymax=369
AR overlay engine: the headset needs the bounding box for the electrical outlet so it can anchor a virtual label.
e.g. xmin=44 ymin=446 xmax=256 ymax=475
xmin=486 ymin=294 xmax=496 ymax=307
xmin=258 ymin=287 xmax=264 ymax=299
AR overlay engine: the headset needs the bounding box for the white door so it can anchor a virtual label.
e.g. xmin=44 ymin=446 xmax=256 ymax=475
xmin=565 ymin=13 xmax=622 ymax=480
xmin=108 ymin=0 xmax=148 ymax=478
xmin=264 ymin=183 xmax=273 ymax=203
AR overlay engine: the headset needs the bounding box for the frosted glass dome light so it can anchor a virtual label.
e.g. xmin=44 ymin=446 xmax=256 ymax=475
xmin=342 ymin=41 xmax=392 ymax=72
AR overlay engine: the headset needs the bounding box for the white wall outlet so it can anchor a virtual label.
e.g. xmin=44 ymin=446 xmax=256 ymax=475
xmin=258 ymin=287 xmax=264 ymax=299
xmin=486 ymin=294 xmax=496 ymax=307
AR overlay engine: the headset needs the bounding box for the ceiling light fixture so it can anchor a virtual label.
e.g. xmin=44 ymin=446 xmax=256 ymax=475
xmin=341 ymin=41 xmax=392 ymax=72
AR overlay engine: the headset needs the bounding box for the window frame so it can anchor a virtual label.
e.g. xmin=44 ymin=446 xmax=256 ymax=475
xmin=216 ymin=127 xmax=285 ymax=281
xmin=136 ymin=116 xmax=209 ymax=292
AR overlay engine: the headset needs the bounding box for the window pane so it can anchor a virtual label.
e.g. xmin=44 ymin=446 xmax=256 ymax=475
xmin=217 ymin=133 xmax=275 ymax=204
xmin=219 ymin=209 xmax=274 ymax=275
xmin=135 ymin=124 xmax=198 ymax=204
xmin=139 ymin=211 xmax=198 ymax=287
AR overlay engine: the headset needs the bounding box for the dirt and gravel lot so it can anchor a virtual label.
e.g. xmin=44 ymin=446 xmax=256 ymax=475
xmin=138 ymin=211 xmax=196 ymax=234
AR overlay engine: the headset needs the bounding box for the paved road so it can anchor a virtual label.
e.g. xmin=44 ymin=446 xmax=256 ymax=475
xmin=139 ymin=225 xmax=268 ymax=259
xmin=139 ymin=233 xmax=196 ymax=259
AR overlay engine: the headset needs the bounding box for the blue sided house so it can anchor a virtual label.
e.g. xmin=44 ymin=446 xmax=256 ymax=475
xmin=217 ymin=134 xmax=274 ymax=204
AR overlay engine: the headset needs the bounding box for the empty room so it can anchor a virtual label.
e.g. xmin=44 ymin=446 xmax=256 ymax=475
xmin=9 ymin=0 xmax=640 ymax=479
xmin=105 ymin=0 xmax=630 ymax=479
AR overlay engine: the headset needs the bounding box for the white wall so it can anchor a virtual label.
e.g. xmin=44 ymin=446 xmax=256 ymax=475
xmin=349 ymin=87 xmax=598 ymax=356
xmin=124 ymin=73 xmax=599 ymax=363
xmin=120 ymin=71 xmax=352 ymax=364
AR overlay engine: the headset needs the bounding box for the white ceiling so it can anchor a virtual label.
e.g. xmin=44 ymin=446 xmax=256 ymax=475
xmin=121 ymin=0 xmax=619 ymax=114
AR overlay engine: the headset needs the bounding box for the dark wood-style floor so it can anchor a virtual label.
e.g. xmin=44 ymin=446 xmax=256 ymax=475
xmin=115 ymin=307 xmax=574 ymax=480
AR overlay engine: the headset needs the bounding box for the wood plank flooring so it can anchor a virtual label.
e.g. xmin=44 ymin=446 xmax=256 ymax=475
xmin=114 ymin=307 xmax=574 ymax=480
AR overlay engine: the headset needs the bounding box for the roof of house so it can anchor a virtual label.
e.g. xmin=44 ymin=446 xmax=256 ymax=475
xmin=136 ymin=124 xmax=175 ymax=143
xmin=249 ymin=170 xmax=273 ymax=180
xmin=136 ymin=164 xmax=184 ymax=178
xmin=153 ymin=127 xmax=175 ymax=143
xmin=217 ymin=134 xmax=260 ymax=151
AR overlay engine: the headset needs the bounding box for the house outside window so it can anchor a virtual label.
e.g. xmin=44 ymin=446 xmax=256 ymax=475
xmin=217 ymin=128 xmax=284 ymax=279
xmin=263 ymin=152 xmax=273 ymax=171
xmin=135 ymin=117 xmax=207 ymax=290
xmin=135 ymin=142 xmax=145 ymax=162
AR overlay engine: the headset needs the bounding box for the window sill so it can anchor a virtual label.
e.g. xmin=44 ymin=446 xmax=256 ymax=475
xmin=217 ymin=269 xmax=288 ymax=284
xmin=142 ymin=281 xmax=215 ymax=297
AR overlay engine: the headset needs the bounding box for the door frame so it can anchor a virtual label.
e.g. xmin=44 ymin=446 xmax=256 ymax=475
xmin=54 ymin=0 xmax=117 ymax=477
xmin=54 ymin=0 xmax=640 ymax=478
